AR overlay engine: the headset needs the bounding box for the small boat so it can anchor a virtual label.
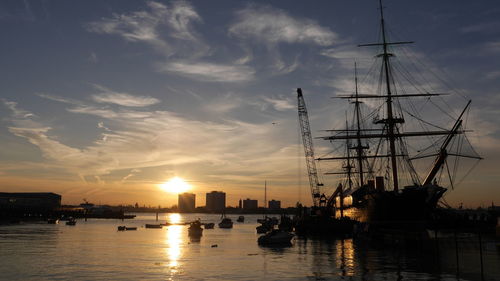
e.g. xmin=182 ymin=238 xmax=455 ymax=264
xmin=47 ymin=218 xmax=59 ymax=224
xmin=256 ymin=224 xmax=272 ymax=234
xmin=188 ymin=220 xmax=204 ymax=236
xmin=218 ymin=218 xmax=233 ymax=229
xmin=65 ymin=218 xmax=76 ymax=226
xmin=125 ymin=227 xmax=137 ymax=231
xmin=203 ymin=223 xmax=215 ymax=229
xmin=258 ymin=230 xmax=294 ymax=246
xmin=118 ymin=226 xmax=126 ymax=231
xmin=145 ymin=224 xmax=162 ymax=229
xmin=237 ymin=216 xmax=245 ymax=223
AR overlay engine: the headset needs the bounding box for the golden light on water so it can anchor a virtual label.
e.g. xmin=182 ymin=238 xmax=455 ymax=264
xmin=165 ymin=224 xmax=183 ymax=270
xmin=160 ymin=177 xmax=191 ymax=194
xmin=165 ymin=213 xmax=183 ymax=271
xmin=169 ymin=213 xmax=181 ymax=224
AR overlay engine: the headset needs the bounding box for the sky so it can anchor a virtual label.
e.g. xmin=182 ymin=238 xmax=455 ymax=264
xmin=0 ymin=0 xmax=499 ymax=208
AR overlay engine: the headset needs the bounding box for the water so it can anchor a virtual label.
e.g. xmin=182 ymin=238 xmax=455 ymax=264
xmin=0 ymin=213 xmax=498 ymax=280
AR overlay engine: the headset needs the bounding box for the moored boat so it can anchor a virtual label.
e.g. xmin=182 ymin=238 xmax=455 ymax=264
xmin=203 ymin=222 xmax=215 ymax=229
xmin=188 ymin=220 xmax=204 ymax=236
xmin=258 ymin=230 xmax=294 ymax=246
xmin=218 ymin=218 xmax=233 ymax=229
xmin=145 ymin=224 xmax=162 ymax=229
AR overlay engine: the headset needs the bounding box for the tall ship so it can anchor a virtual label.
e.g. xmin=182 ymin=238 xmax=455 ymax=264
xmin=298 ymin=1 xmax=482 ymax=232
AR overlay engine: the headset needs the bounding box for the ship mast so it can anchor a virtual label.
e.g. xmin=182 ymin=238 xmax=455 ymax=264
xmin=353 ymin=63 xmax=366 ymax=186
xmin=379 ymin=0 xmax=399 ymax=191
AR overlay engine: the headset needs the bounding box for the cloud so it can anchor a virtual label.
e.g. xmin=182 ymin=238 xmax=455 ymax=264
xmin=2 ymin=100 xmax=35 ymax=119
xmin=159 ymin=61 xmax=255 ymax=82
xmin=91 ymin=84 xmax=160 ymax=107
xmin=263 ymin=96 xmax=295 ymax=111
xmin=483 ymin=41 xmax=500 ymax=53
xmin=460 ymin=21 xmax=500 ymax=34
xmin=88 ymin=52 xmax=98 ymax=63
xmin=229 ymin=4 xmax=336 ymax=46
xmin=86 ymin=1 xmax=206 ymax=56
xmin=485 ymin=71 xmax=500 ymax=80
xmin=37 ymin=93 xmax=83 ymax=105
xmin=4 ymin=94 xmax=303 ymax=189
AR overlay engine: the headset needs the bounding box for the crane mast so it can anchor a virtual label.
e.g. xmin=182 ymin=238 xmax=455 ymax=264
xmin=297 ymin=88 xmax=324 ymax=207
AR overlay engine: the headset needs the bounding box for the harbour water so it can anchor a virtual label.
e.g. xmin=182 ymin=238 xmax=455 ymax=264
xmin=0 ymin=213 xmax=498 ymax=280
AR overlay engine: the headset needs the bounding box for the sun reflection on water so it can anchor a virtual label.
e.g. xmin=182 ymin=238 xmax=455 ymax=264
xmin=169 ymin=213 xmax=181 ymax=224
xmin=165 ymin=213 xmax=183 ymax=273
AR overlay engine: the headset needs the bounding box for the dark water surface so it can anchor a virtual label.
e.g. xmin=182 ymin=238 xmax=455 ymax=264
xmin=0 ymin=213 xmax=498 ymax=280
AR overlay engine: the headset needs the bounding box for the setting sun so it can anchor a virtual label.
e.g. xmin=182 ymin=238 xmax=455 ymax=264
xmin=160 ymin=177 xmax=191 ymax=194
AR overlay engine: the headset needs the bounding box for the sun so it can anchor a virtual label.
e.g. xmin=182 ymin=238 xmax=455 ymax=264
xmin=160 ymin=177 xmax=191 ymax=194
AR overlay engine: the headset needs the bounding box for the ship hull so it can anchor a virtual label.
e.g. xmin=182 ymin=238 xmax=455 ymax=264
xmin=339 ymin=184 xmax=446 ymax=230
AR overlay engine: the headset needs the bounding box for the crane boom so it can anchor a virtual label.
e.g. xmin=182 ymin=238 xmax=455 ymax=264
xmin=297 ymin=88 xmax=324 ymax=207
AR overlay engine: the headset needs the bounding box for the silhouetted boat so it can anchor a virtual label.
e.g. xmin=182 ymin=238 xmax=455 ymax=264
xmin=256 ymin=224 xmax=272 ymax=234
xmin=118 ymin=226 xmax=126 ymax=231
xmin=145 ymin=224 xmax=162 ymax=229
xmin=188 ymin=220 xmax=203 ymax=236
xmin=218 ymin=218 xmax=233 ymax=229
xmin=258 ymin=230 xmax=294 ymax=246
xmin=203 ymin=223 xmax=214 ymax=229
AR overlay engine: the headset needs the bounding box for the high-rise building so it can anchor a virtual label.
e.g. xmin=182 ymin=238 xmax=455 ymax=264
xmin=242 ymin=198 xmax=258 ymax=210
xmin=268 ymin=199 xmax=281 ymax=210
xmin=178 ymin=193 xmax=195 ymax=213
xmin=206 ymin=191 xmax=226 ymax=212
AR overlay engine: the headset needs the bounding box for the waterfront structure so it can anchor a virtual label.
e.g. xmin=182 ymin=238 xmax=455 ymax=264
xmin=0 ymin=192 xmax=61 ymax=210
xmin=268 ymin=199 xmax=281 ymax=210
xmin=242 ymin=198 xmax=258 ymax=210
xmin=178 ymin=193 xmax=196 ymax=213
xmin=205 ymin=191 xmax=226 ymax=212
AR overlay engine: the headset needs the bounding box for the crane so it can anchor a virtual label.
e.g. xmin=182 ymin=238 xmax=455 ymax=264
xmin=297 ymin=88 xmax=326 ymax=207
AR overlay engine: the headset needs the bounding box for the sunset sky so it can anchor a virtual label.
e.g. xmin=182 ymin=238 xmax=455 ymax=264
xmin=1 ymin=0 xmax=499 ymax=208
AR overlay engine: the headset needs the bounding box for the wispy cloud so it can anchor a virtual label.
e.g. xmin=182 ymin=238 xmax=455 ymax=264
xmin=460 ymin=21 xmax=500 ymax=34
xmin=86 ymin=1 xmax=207 ymax=56
xmin=228 ymin=4 xmax=336 ymax=74
xmin=91 ymin=84 xmax=160 ymax=107
xmin=485 ymin=71 xmax=500 ymax=80
xmin=159 ymin=61 xmax=255 ymax=82
xmin=2 ymin=100 xmax=35 ymax=119
xmin=4 ymin=96 xmax=296 ymax=185
xmin=229 ymin=4 xmax=336 ymax=46
xmin=262 ymin=96 xmax=295 ymax=111
xmin=483 ymin=41 xmax=500 ymax=53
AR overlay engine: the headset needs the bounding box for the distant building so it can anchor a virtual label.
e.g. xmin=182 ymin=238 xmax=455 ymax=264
xmin=268 ymin=199 xmax=281 ymax=210
xmin=206 ymin=191 xmax=226 ymax=212
xmin=238 ymin=199 xmax=242 ymax=209
xmin=178 ymin=193 xmax=196 ymax=213
xmin=0 ymin=192 xmax=61 ymax=210
xmin=243 ymin=198 xmax=258 ymax=210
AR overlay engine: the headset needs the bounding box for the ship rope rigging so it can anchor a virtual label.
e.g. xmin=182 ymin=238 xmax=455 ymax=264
xmin=316 ymin=0 xmax=482 ymax=195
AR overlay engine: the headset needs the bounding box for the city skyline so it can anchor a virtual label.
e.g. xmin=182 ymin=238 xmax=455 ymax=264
xmin=1 ymin=0 xmax=499 ymax=208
